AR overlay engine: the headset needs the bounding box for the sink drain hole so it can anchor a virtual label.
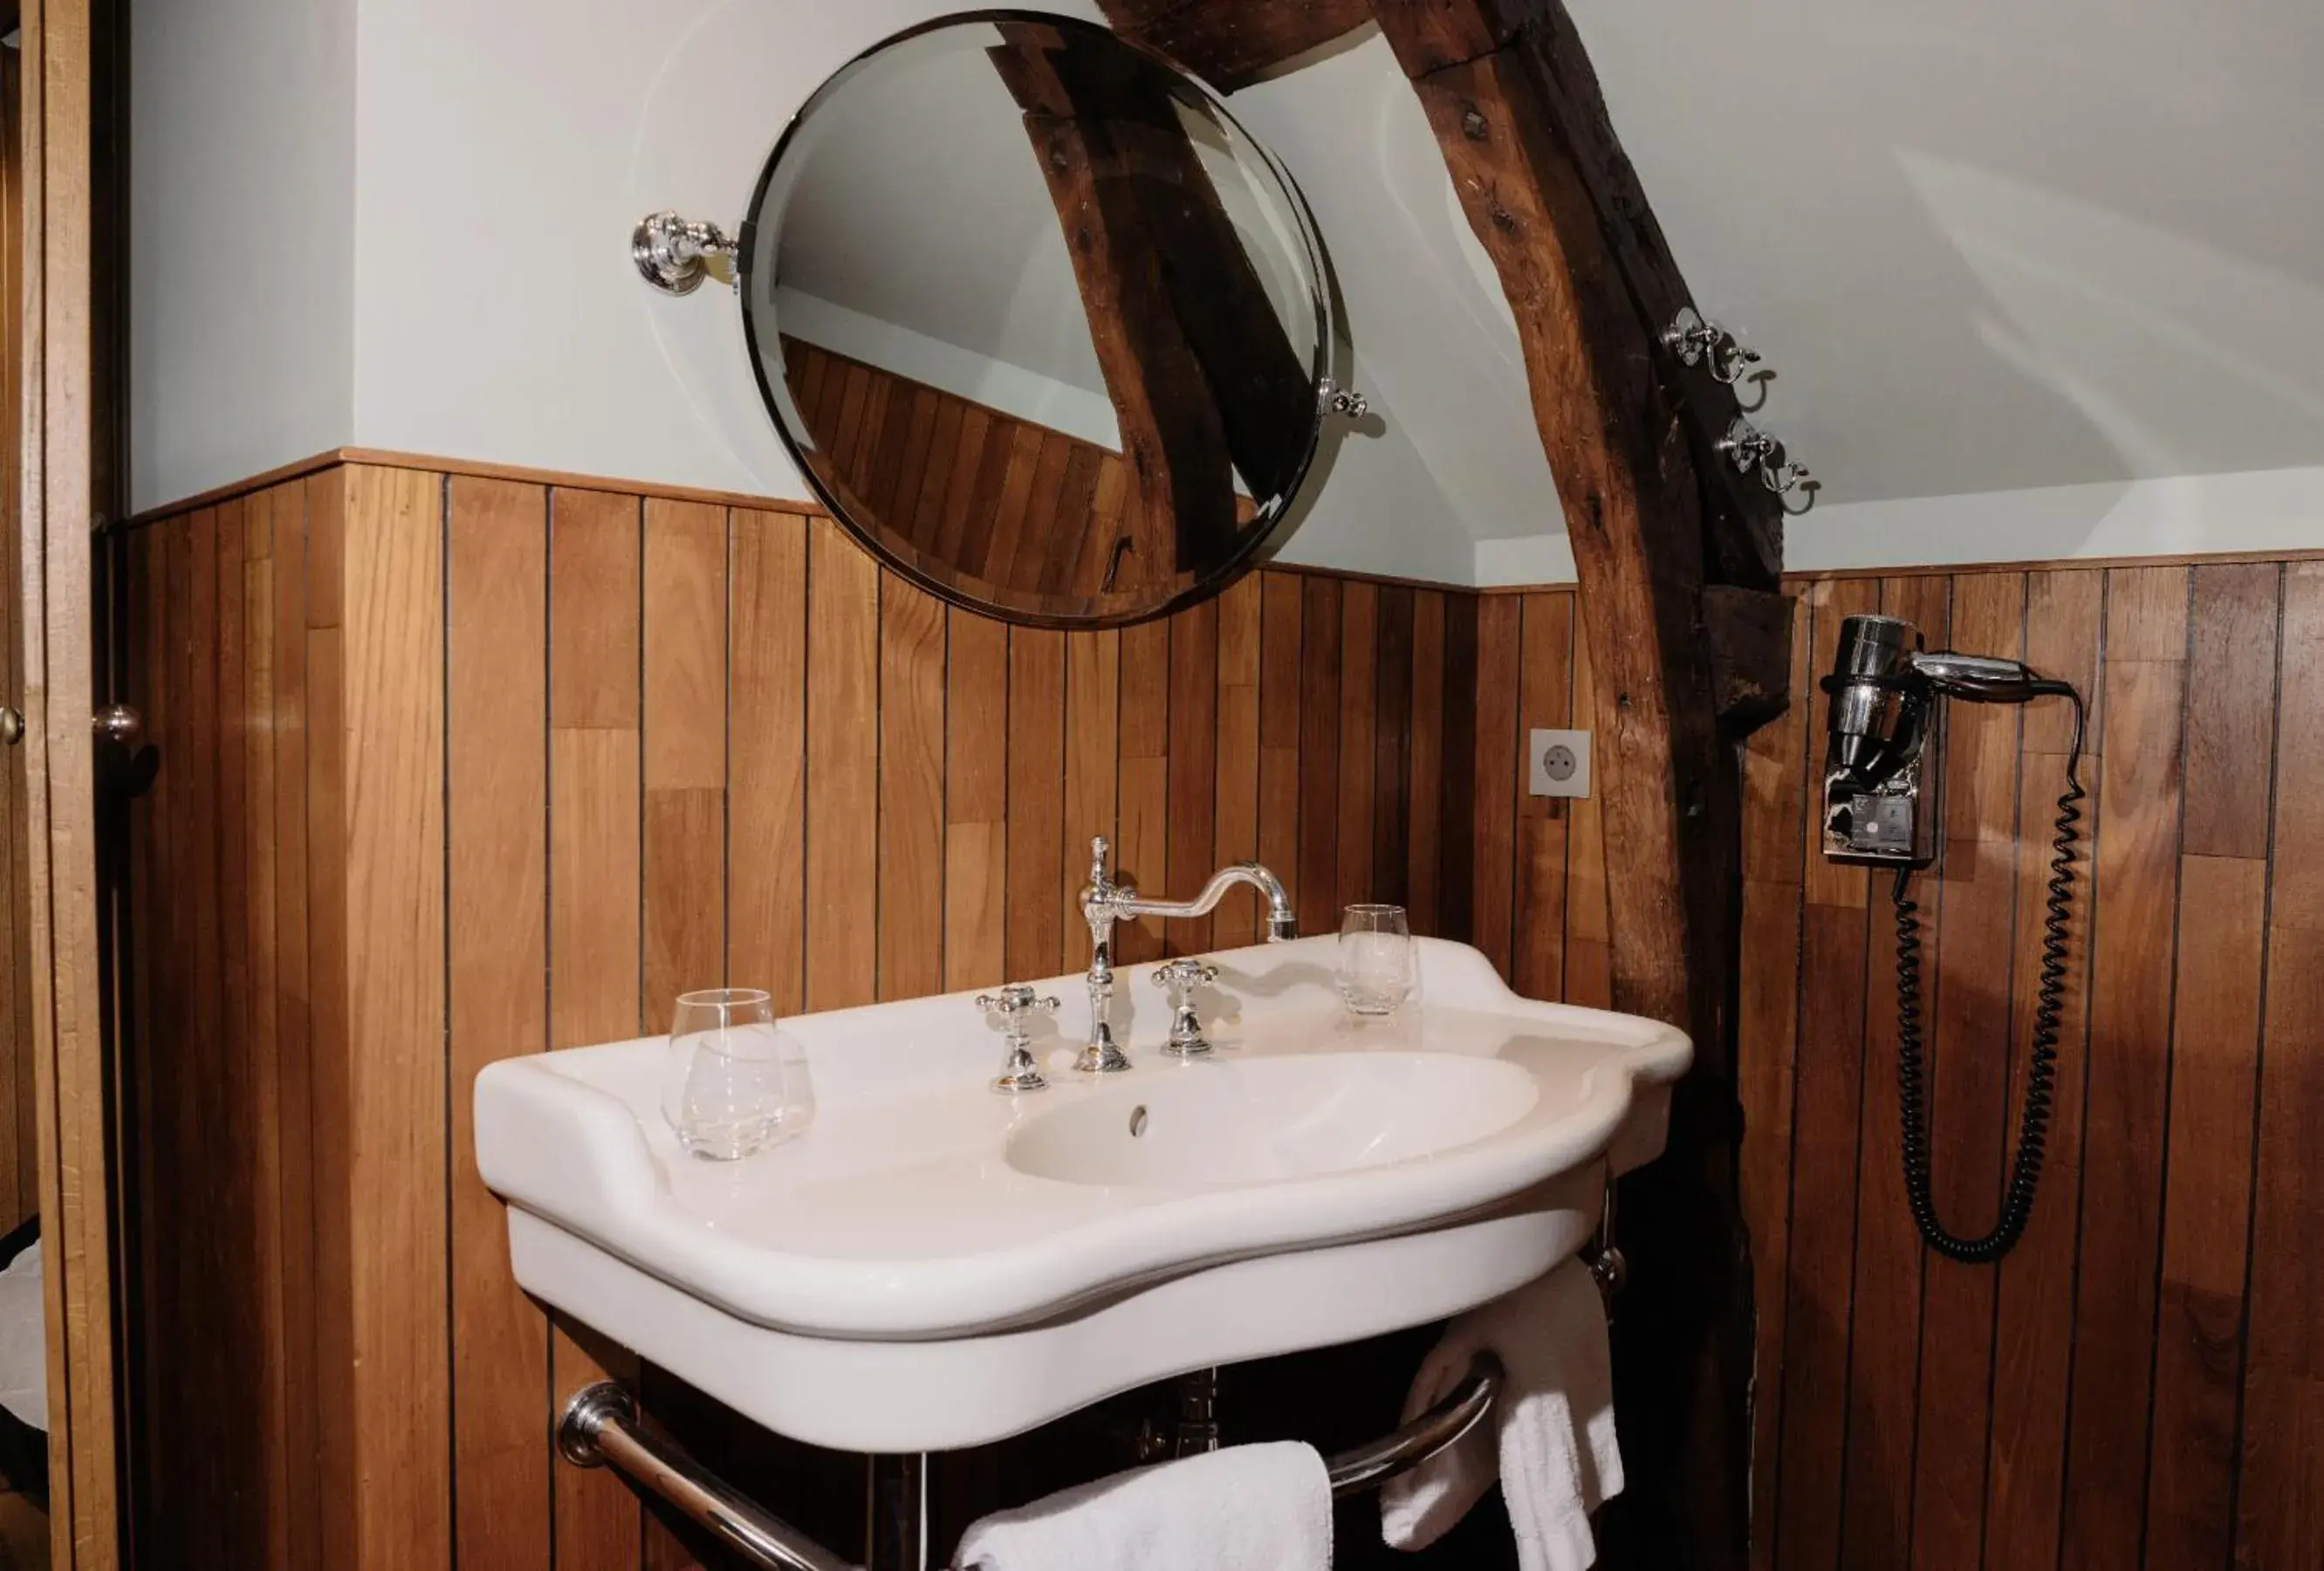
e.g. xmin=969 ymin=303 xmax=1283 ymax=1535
xmin=1128 ymin=1105 xmax=1148 ymax=1138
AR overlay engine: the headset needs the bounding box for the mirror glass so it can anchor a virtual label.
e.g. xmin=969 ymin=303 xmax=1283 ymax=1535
xmin=741 ymin=12 xmax=1333 ymax=627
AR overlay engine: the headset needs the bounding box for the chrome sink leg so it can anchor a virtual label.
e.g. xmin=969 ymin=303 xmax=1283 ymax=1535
xmin=867 ymin=1453 xmax=929 ymax=1571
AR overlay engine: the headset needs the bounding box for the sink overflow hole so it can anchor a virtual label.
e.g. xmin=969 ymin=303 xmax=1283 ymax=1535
xmin=1128 ymin=1105 xmax=1148 ymax=1138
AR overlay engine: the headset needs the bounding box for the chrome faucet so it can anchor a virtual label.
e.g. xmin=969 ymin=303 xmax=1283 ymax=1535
xmin=1076 ymin=836 xmax=1296 ymax=1074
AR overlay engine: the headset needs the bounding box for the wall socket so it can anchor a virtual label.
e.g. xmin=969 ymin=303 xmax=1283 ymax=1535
xmin=1528 ymin=729 xmax=1592 ymax=799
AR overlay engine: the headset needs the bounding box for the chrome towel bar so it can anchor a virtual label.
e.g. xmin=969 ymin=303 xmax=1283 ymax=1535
xmin=559 ymin=1355 xmax=1504 ymax=1571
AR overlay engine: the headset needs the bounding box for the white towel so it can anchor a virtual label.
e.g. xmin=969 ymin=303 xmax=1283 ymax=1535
xmin=955 ymin=1439 xmax=1330 ymax=1571
xmin=1381 ymin=1258 xmax=1621 ymax=1571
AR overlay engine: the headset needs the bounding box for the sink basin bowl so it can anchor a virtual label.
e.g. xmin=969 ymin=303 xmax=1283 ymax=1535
xmin=475 ymin=936 xmax=1688 ymax=1451
xmin=1006 ymin=1052 xmax=1539 ymax=1189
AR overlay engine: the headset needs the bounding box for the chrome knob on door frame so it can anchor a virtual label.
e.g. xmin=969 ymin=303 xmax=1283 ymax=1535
xmin=0 ymin=709 xmax=20 ymax=747
xmin=1151 ymin=958 xmax=1221 ymax=1058
xmin=93 ymin=703 xmax=143 ymax=744
xmin=975 ymin=985 xmax=1059 ymax=1094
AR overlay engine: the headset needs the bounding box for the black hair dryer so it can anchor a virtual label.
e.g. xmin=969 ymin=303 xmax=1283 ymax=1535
xmin=1818 ymin=614 xmax=2088 ymax=1262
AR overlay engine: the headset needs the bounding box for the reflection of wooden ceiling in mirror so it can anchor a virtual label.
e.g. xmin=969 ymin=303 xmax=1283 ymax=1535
xmin=786 ymin=336 xmax=1257 ymax=609
xmin=1097 ymin=0 xmax=1375 ymax=92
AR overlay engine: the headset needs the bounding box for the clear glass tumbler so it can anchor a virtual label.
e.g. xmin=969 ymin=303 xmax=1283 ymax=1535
xmin=1337 ymin=903 xmax=1416 ymax=1017
xmin=661 ymin=988 xmax=815 ymax=1161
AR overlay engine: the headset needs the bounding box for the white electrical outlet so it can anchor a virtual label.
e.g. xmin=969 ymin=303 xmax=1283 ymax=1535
xmin=1529 ymin=728 xmax=1591 ymax=799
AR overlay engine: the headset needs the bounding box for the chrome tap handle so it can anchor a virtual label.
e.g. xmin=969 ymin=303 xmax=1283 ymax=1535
xmin=1151 ymin=959 xmax=1221 ymax=1058
xmin=976 ymin=987 xmax=1059 ymax=1094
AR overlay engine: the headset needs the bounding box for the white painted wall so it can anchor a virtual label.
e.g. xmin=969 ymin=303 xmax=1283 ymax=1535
xmin=131 ymin=0 xmax=357 ymax=511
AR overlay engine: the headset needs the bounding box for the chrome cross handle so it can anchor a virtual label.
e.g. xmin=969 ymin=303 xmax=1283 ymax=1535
xmin=976 ymin=986 xmax=1059 ymax=1094
xmin=1151 ymin=958 xmax=1221 ymax=1058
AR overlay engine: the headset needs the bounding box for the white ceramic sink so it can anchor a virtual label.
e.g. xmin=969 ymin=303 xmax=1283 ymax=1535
xmin=475 ymin=936 xmax=1688 ymax=1452
xmin=1004 ymin=1052 xmax=1539 ymax=1188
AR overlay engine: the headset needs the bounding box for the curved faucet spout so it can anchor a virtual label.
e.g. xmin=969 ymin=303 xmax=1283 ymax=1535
xmin=1112 ymin=863 xmax=1297 ymax=943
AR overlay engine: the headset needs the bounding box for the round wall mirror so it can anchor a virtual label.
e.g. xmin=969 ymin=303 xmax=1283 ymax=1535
xmin=740 ymin=12 xmax=1336 ymax=627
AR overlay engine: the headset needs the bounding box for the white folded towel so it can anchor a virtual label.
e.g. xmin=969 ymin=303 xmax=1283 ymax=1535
xmin=1381 ymin=1257 xmax=1621 ymax=1571
xmin=956 ymin=1439 xmax=1331 ymax=1571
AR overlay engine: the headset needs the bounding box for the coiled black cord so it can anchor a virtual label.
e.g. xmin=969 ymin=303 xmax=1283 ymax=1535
xmin=1892 ymin=690 xmax=2086 ymax=1263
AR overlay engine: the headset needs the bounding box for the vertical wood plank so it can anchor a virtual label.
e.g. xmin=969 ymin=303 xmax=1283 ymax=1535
xmin=446 ymin=477 xmax=552 ymax=1571
xmin=1774 ymin=575 xmax=1877 ymax=1571
xmin=1438 ymin=592 xmax=1480 ymax=946
xmin=1983 ymin=568 xmax=2105 ymax=1571
xmin=1063 ymin=627 xmax=1121 ymax=969
xmin=879 ymin=575 xmax=946 ymax=1000
xmin=1335 ymin=583 xmax=1378 ymax=915
xmin=1740 ymin=586 xmax=1810 ymax=1571
xmin=1164 ymin=604 xmax=1217 ymax=954
xmin=1297 ymin=576 xmax=1342 ymax=939
xmin=1258 ymin=575 xmax=1304 ymax=935
xmin=642 ymin=498 xmax=728 ymax=1021
xmin=2060 ymin=565 xmax=2190 ymax=1570
xmin=545 ymin=484 xmax=644 ymax=1571
xmin=1511 ymin=592 xmax=1571 ymax=1001
xmin=1009 ymin=628 xmax=1067 ymax=977
xmin=2238 ymin=561 xmax=2323 ymax=1571
xmin=1370 ymin=586 xmax=1414 ymax=914
xmin=1406 ymin=590 xmax=1446 ymax=935
xmin=945 ymin=610 xmax=1008 ymax=992
xmin=1841 ymin=573 xmax=1947 ymax=1571
xmin=1909 ymin=573 xmax=2022 ymax=1570
xmin=2142 ymin=564 xmax=2278 ymax=1571
xmin=335 ymin=465 xmax=449 ymax=1567
xmin=1212 ymin=577 xmax=1261 ymax=950
xmin=730 ymin=511 xmax=809 ymax=1014
xmin=806 ymin=520 xmax=880 ymax=1010
xmin=1472 ymin=595 xmax=1522 ymax=977
xmin=1116 ymin=618 xmax=1171 ymax=964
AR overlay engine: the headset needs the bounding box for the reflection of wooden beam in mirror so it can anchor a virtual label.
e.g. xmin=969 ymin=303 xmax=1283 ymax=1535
xmin=1098 ymin=0 xmax=1375 ymax=92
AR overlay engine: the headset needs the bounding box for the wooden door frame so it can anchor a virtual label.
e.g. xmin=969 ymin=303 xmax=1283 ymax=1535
xmin=17 ymin=0 xmax=120 ymax=1564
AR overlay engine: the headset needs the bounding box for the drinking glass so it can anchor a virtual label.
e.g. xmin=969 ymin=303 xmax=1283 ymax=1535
xmin=1337 ymin=904 xmax=1416 ymax=1017
xmin=661 ymin=988 xmax=815 ymax=1161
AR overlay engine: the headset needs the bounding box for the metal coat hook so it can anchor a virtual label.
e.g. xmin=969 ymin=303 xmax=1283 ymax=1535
xmin=1662 ymin=305 xmax=1761 ymax=386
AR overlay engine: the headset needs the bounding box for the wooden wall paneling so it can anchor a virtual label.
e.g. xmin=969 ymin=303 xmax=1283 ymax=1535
xmin=1296 ymin=575 xmax=1342 ymax=939
xmin=1334 ymin=582 xmax=1378 ymax=917
xmin=1438 ymin=591 xmax=1479 ymax=946
xmin=1838 ymin=573 xmax=1948 ymax=1571
xmin=2241 ymin=560 xmax=2323 ymax=1570
xmin=1210 ymin=576 xmax=1260 ymax=949
xmin=1981 ymin=567 xmax=2105 ymax=1571
xmin=2142 ymin=563 xmax=2277 ymax=1569
xmin=1009 ymin=627 xmax=1067 ymax=976
xmin=1471 ymin=594 xmax=1522 ymax=975
xmin=545 ymin=484 xmax=645 ymax=1571
xmin=1063 ymin=626 xmax=1121 ymax=968
xmin=806 ymin=518 xmax=881 ymax=1009
xmin=1773 ymin=573 xmax=1878 ymax=1570
xmin=730 ymin=511 xmax=810 ymax=1013
xmin=217 ymin=496 xmax=265 ymax=1564
xmin=1405 ymin=590 xmax=1445 ymax=935
xmin=1163 ymin=603 xmax=1217 ymax=955
xmin=944 ymin=609 xmax=1008 ymax=991
xmin=332 ymin=464 xmax=450 ymax=1565
xmin=1257 ymin=575 xmax=1304 ymax=933
xmin=446 ymin=477 xmax=553 ymax=1571
xmin=2059 ymin=566 xmax=2190 ymax=1570
xmin=879 ymin=575 xmax=947 ymax=1000
xmin=1510 ymin=592 xmax=1571 ymax=1001
xmin=1562 ymin=599 xmax=1610 ymax=1008
xmin=120 ymin=520 xmax=165 ymax=1554
xmin=1907 ymin=572 xmax=2024 ymax=1568
xmin=643 ymin=498 xmax=729 ymax=1018
xmin=1369 ymin=586 xmax=1413 ymax=916
xmin=1738 ymin=586 xmax=1810 ymax=1571
xmin=1115 ymin=617 xmax=1171 ymax=964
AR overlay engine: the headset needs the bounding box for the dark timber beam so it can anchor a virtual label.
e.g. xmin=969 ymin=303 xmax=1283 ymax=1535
xmin=1098 ymin=0 xmax=1375 ymax=92
xmin=1366 ymin=2 xmax=1768 ymax=1566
